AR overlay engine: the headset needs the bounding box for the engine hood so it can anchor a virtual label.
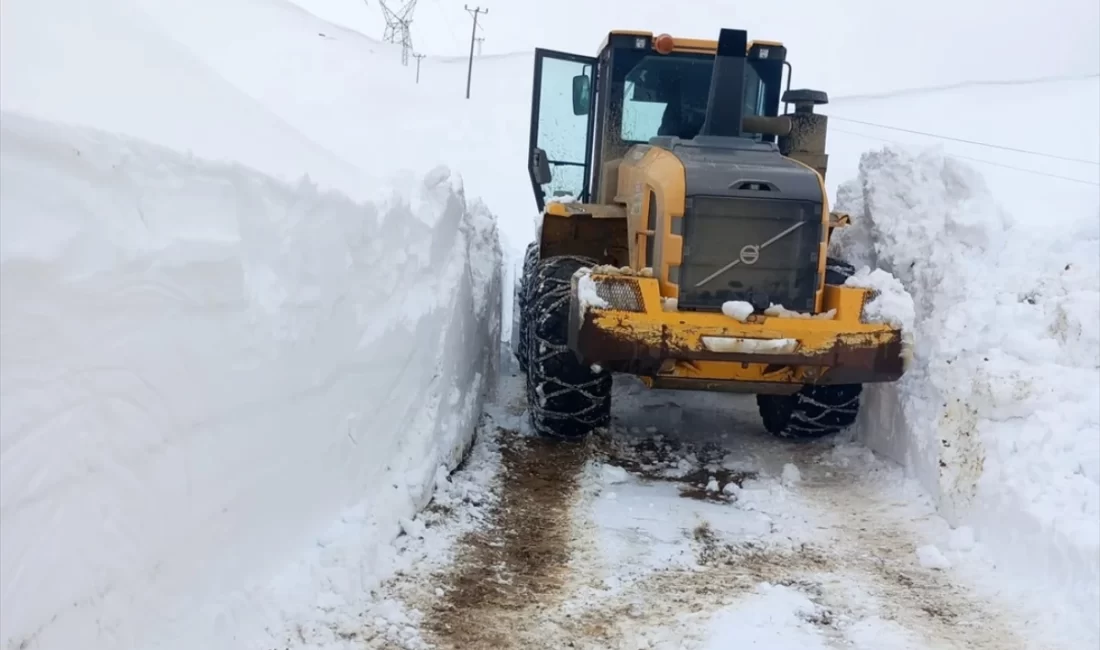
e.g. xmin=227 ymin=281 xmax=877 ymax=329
xmin=649 ymin=134 xmax=824 ymax=203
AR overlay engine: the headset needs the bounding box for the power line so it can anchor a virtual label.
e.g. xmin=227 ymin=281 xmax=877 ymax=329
xmin=830 ymin=116 xmax=1100 ymax=165
xmin=831 ymin=73 xmax=1100 ymax=103
xmin=463 ymin=5 xmax=488 ymax=99
xmin=426 ymin=0 xmax=463 ymax=52
xmin=379 ymin=0 xmax=417 ymax=66
xmin=832 ymin=127 xmax=1100 ymax=186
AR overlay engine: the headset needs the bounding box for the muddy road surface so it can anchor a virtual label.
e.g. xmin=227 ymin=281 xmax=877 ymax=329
xmin=360 ymin=375 xmax=1051 ymax=650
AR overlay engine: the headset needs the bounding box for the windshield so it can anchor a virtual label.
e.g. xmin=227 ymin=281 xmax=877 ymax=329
xmin=617 ymin=51 xmax=770 ymax=144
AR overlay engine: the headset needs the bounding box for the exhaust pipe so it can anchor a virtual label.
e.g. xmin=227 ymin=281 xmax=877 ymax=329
xmin=743 ymin=115 xmax=792 ymax=137
xmin=699 ymin=28 xmax=748 ymax=138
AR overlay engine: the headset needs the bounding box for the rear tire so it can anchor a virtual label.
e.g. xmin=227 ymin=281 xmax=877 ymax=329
xmin=757 ymin=255 xmax=863 ymax=440
xmin=513 ymin=242 xmax=539 ymax=374
xmin=524 ymin=255 xmax=612 ymax=440
xmin=756 ymin=384 xmax=863 ymax=440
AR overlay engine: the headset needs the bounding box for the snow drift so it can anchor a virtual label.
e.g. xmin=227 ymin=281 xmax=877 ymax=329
xmin=0 ymin=111 xmax=502 ymax=649
xmin=833 ymin=145 xmax=1100 ymax=638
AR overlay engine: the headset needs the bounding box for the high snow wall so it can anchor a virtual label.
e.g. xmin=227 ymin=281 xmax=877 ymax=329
xmin=833 ymin=146 xmax=1099 ymax=639
xmin=0 ymin=112 xmax=502 ymax=650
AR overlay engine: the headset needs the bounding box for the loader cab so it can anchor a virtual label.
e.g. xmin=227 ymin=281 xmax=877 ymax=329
xmin=527 ymin=31 xmax=789 ymax=211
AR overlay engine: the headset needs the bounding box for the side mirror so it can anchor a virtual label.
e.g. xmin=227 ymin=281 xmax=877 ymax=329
xmin=531 ymin=147 xmax=552 ymax=185
xmin=571 ymin=74 xmax=590 ymax=115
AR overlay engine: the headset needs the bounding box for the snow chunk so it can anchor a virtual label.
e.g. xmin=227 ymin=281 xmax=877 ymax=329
xmin=764 ymin=304 xmax=837 ymax=320
xmin=721 ymin=300 xmax=755 ymax=321
xmin=547 ymin=194 xmax=579 ymax=206
xmin=600 ymin=464 xmax=630 ymax=485
xmin=781 ymin=463 xmax=803 ymax=485
xmin=576 ymin=270 xmax=610 ymax=309
xmin=590 ymin=264 xmax=654 ymax=277
xmin=916 ymin=544 xmax=952 ymax=570
xmin=844 ymin=266 xmax=916 ymax=333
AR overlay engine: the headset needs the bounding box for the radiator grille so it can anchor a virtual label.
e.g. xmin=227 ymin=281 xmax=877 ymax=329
xmin=677 ymin=196 xmax=822 ymax=312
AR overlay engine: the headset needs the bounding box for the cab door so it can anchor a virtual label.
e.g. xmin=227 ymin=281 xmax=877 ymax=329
xmin=527 ymin=48 xmax=597 ymax=212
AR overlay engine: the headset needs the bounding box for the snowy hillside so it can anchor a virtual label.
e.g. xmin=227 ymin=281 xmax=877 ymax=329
xmin=2 ymin=0 xmax=1098 ymax=648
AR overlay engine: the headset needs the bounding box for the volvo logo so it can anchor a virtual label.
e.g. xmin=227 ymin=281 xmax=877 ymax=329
xmin=694 ymin=221 xmax=807 ymax=288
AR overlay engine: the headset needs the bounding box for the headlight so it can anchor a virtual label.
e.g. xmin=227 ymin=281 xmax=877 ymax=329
xmin=574 ymin=271 xmax=645 ymax=312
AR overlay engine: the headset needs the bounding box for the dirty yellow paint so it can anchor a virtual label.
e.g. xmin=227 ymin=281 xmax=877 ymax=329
xmin=657 ymin=359 xmax=808 ymax=383
xmin=584 ymin=275 xmax=897 ymax=360
xmin=614 ymin=147 xmax=686 ymax=294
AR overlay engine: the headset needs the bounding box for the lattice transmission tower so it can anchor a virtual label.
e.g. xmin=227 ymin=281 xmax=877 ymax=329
xmin=379 ymin=0 xmax=417 ymax=66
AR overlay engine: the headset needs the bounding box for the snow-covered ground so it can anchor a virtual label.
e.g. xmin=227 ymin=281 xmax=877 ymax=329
xmin=2 ymin=0 xmax=1098 ymax=648
xmin=331 ymin=375 xmax=1092 ymax=650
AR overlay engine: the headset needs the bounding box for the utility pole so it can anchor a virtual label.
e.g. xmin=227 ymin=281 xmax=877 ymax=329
xmin=475 ymin=36 xmax=484 ymax=56
xmin=464 ymin=5 xmax=487 ymax=99
xmin=412 ymin=52 xmax=426 ymax=83
xmin=380 ymin=0 xmax=418 ymax=66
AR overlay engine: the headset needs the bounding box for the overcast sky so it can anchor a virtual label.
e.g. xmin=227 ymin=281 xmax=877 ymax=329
xmin=292 ymin=0 xmax=1099 ymax=97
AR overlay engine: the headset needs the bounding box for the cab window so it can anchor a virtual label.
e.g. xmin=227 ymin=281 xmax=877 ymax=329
xmin=618 ymin=52 xmax=775 ymax=144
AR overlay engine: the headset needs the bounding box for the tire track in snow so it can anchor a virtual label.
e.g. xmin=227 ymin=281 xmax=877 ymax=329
xmin=497 ymin=427 xmax=1031 ymax=650
xmin=423 ymin=429 xmax=591 ymax=649
xmin=785 ymin=464 xmax=1028 ymax=649
xmin=363 ymin=377 xmax=1043 ymax=649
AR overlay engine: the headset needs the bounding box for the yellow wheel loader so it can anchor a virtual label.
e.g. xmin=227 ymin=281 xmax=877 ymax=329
xmin=512 ymin=28 xmax=907 ymax=440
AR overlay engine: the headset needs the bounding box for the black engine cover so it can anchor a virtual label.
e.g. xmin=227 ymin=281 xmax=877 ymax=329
xmin=652 ymin=135 xmax=826 ymax=313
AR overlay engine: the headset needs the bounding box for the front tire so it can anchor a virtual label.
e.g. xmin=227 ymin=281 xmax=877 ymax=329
xmin=524 ymin=255 xmax=612 ymax=440
xmin=756 ymin=384 xmax=863 ymax=440
xmin=757 ymin=255 xmax=864 ymax=440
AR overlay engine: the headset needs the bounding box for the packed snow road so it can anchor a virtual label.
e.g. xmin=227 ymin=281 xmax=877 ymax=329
xmin=351 ymin=372 xmax=1043 ymax=650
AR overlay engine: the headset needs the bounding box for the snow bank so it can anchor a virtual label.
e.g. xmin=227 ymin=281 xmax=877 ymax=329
xmin=0 ymin=111 xmax=502 ymax=650
xmin=832 ymin=145 xmax=1099 ymax=634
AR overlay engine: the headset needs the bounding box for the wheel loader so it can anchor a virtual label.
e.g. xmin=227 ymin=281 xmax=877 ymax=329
xmin=512 ymin=28 xmax=907 ymax=440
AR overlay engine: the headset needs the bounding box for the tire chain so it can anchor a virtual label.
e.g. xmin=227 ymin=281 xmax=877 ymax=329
xmin=759 ymin=256 xmax=864 ymax=440
xmin=514 ymin=241 xmax=540 ymax=373
xmin=772 ymin=385 xmax=862 ymax=439
xmin=524 ymin=255 xmax=612 ymax=439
